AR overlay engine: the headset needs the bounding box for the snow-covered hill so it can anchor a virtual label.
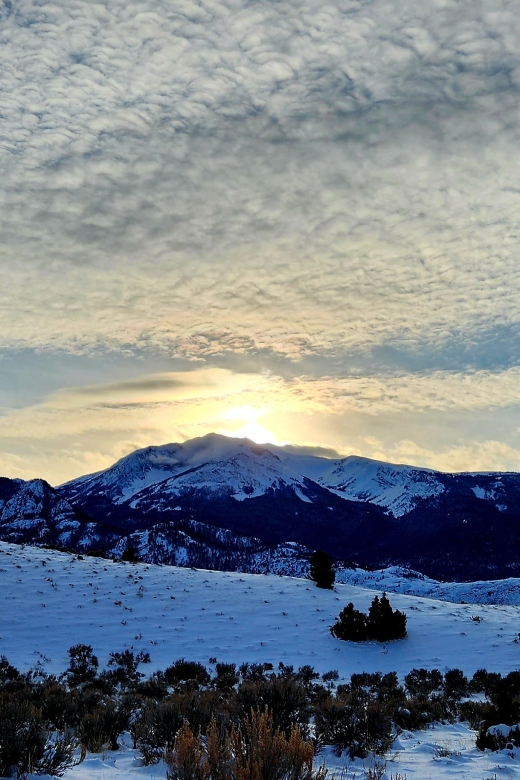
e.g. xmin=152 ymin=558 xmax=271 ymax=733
xmin=1 ymin=540 xmax=519 ymax=678
xmin=3 ymin=541 xmax=520 ymax=780
xmin=336 ymin=565 xmax=520 ymax=606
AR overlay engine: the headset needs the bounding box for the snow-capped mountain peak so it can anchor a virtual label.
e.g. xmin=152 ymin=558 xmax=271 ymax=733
xmin=60 ymin=434 xmax=283 ymax=505
xmin=130 ymin=449 xmax=316 ymax=507
xmin=59 ymin=433 xmax=446 ymax=516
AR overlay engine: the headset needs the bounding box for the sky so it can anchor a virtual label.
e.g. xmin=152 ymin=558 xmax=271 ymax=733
xmin=2 ymin=0 xmax=520 ymax=483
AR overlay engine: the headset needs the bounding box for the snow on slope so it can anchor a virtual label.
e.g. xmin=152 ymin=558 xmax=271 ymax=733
xmin=313 ymin=456 xmax=444 ymax=517
xmin=60 ymin=434 xmax=301 ymax=504
xmin=51 ymin=723 xmax=520 ymax=780
xmin=1 ymin=541 xmax=520 ymax=679
xmin=337 ymin=565 xmax=520 ymax=606
xmin=0 ymin=478 xmax=108 ymax=549
xmin=130 ymin=451 xmax=316 ymax=505
xmin=59 ymin=433 xmax=445 ymax=516
xmin=3 ymin=541 xmax=520 ymax=780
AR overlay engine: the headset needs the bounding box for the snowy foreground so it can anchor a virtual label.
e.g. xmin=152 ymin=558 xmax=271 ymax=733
xmin=2 ymin=541 xmax=520 ymax=779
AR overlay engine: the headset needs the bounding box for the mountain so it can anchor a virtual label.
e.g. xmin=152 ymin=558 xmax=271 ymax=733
xmin=59 ymin=435 xmax=390 ymax=559
xmin=3 ymin=434 xmax=520 ymax=579
xmin=0 ymin=476 xmax=118 ymax=551
xmin=0 ymin=474 xmax=315 ymax=574
xmin=55 ymin=433 xmax=520 ymax=579
xmin=59 ymin=433 xmax=445 ymax=519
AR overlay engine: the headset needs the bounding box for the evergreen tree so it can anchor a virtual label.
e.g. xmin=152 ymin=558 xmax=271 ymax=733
xmin=309 ymin=550 xmax=335 ymax=589
xmin=378 ymin=593 xmax=407 ymax=641
xmin=121 ymin=546 xmax=139 ymax=563
xmin=368 ymin=593 xmax=402 ymax=641
xmin=368 ymin=595 xmax=382 ymax=639
xmin=331 ymin=593 xmax=407 ymax=643
xmin=330 ymin=603 xmax=368 ymax=641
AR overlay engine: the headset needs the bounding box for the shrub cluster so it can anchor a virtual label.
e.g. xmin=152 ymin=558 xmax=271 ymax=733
xmin=473 ymin=669 xmax=520 ymax=750
xmin=0 ymin=651 xmax=326 ymax=777
xmin=0 ymin=646 xmax=518 ymax=777
xmin=164 ymin=710 xmax=327 ymax=780
xmin=331 ymin=594 xmax=407 ymax=642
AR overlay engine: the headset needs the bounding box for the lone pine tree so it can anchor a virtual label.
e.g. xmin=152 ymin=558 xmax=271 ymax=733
xmin=309 ymin=550 xmax=335 ymax=589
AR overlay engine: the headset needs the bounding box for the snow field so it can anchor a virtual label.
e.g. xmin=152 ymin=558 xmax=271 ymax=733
xmin=3 ymin=541 xmax=520 ymax=779
xmin=1 ymin=541 xmax=520 ymax=679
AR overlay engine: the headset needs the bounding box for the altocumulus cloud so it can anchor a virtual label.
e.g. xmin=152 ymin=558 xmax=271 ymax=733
xmin=2 ymin=0 xmax=520 ymax=475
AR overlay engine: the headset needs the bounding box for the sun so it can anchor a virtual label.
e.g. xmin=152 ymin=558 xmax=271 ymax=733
xmin=232 ymin=420 xmax=280 ymax=444
xmin=219 ymin=406 xmax=281 ymax=445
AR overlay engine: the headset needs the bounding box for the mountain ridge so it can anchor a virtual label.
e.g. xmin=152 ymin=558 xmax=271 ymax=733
xmin=2 ymin=433 xmax=520 ymax=580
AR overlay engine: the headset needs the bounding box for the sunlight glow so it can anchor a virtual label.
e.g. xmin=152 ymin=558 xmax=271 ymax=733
xmin=218 ymin=406 xmax=282 ymax=445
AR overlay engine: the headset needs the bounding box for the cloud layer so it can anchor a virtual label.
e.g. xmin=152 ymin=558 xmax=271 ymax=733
xmin=2 ymin=367 xmax=520 ymax=483
xmin=2 ymin=0 xmax=520 ymax=475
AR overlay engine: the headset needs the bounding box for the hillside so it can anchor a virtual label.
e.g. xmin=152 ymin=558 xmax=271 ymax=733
xmin=1 ymin=541 xmax=519 ymax=678
xmin=2 ymin=541 xmax=520 ymax=780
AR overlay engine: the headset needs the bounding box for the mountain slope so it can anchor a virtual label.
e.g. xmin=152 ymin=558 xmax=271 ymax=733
xmin=314 ymin=456 xmax=445 ymax=516
xmin=54 ymin=434 xmax=520 ymax=579
xmin=59 ymin=434 xmax=449 ymax=519
xmin=59 ymin=435 xmax=391 ymax=557
xmin=0 ymin=477 xmax=119 ymax=550
xmin=62 ymin=433 xmax=520 ymax=520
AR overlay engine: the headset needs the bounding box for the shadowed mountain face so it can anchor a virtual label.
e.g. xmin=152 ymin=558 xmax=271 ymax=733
xmin=52 ymin=433 xmax=520 ymax=580
xmin=2 ymin=434 xmax=520 ymax=579
xmin=0 ymin=477 xmax=119 ymax=551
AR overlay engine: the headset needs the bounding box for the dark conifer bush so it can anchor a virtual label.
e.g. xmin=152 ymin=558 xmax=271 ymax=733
xmin=330 ymin=594 xmax=407 ymax=642
xmin=309 ymin=550 xmax=335 ymax=589
xmin=330 ymin=603 xmax=368 ymax=641
xmin=121 ymin=546 xmax=139 ymax=563
xmin=368 ymin=594 xmax=407 ymax=641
